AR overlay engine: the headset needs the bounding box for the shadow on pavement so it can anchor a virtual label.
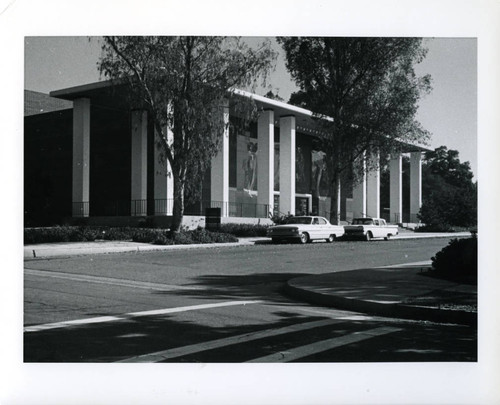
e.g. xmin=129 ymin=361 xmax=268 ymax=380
xmin=24 ymin=309 xmax=477 ymax=363
xmin=153 ymin=271 xmax=312 ymax=303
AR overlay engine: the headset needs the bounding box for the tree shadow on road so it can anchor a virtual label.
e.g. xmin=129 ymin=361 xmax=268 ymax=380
xmin=151 ymin=271 xmax=312 ymax=304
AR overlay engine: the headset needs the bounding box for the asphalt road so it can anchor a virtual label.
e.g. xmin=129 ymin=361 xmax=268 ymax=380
xmin=24 ymin=237 xmax=477 ymax=362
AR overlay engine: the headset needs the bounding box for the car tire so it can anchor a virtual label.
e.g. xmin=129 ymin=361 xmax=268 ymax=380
xmin=326 ymin=234 xmax=336 ymax=243
xmin=384 ymin=234 xmax=391 ymax=241
xmin=299 ymin=232 xmax=309 ymax=244
xmin=365 ymin=232 xmax=372 ymax=241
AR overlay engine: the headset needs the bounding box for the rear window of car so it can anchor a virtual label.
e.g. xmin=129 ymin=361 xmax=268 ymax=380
xmin=352 ymin=218 xmax=373 ymax=225
xmin=286 ymin=217 xmax=312 ymax=225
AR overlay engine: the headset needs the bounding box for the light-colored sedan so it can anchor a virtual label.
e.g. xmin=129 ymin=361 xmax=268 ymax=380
xmin=267 ymin=216 xmax=345 ymax=244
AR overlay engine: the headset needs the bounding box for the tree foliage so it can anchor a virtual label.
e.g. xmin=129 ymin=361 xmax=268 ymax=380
xmin=98 ymin=36 xmax=276 ymax=231
xmin=278 ymin=37 xmax=431 ymax=223
xmin=418 ymin=146 xmax=477 ymax=230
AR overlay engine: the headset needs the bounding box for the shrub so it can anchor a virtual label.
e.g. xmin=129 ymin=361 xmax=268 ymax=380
xmin=189 ymin=228 xmax=217 ymax=243
xmin=100 ymin=227 xmax=135 ymax=241
xmin=270 ymin=212 xmax=294 ymax=225
xmin=152 ymin=233 xmax=174 ymax=245
xmin=196 ymin=229 xmax=238 ymax=243
xmin=25 ymin=225 xmax=238 ymax=245
xmin=219 ymin=223 xmax=269 ymax=237
xmin=431 ymin=237 xmax=477 ymax=282
xmin=418 ymin=185 xmax=477 ymax=231
xmin=171 ymin=231 xmax=194 ymax=245
xmin=415 ymin=224 xmax=456 ymax=233
xmin=131 ymin=228 xmax=167 ymax=243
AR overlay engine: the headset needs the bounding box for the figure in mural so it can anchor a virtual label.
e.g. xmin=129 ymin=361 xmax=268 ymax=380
xmin=243 ymin=141 xmax=258 ymax=191
xmin=312 ymin=151 xmax=327 ymax=198
xmin=274 ymin=144 xmax=280 ymax=191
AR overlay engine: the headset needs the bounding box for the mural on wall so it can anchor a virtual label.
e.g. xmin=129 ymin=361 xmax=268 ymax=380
xmin=274 ymin=143 xmax=279 ymax=191
xmin=237 ymin=135 xmax=281 ymax=194
xmin=295 ymin=145 xmax=307 ymax=194
xmin=312 ymin=150 xmax=327 ymax=197
xmin=243 ymin=140 xmax=258 ymax=191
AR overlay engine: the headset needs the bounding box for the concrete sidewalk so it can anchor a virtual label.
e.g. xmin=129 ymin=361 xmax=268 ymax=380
xmin=23 ymin=231 xmax=472 ymax=259
xmin=23 ymin=238 xmax=256 ymax=259
xmin=285 ymin=262 xmax=477 ymax=326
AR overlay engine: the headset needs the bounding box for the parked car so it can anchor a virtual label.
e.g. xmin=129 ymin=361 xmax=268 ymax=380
xmin=267 ymin=216 xmax=345 ymax=244
xmin=343 ymin=217 xmax=399 ymax=241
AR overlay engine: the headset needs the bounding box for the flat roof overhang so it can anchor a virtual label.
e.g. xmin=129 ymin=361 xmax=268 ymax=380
xmin=51 ymin=79 xmax=431 ymax=152
xmin=50 ymin=79 xmax=133 ymax=112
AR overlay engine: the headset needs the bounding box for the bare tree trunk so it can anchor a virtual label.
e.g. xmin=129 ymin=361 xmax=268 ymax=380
xmin=329 ymin=171 xmax=341 ymax=225
xmin=170 ymin=172 xmax=185 ymax=233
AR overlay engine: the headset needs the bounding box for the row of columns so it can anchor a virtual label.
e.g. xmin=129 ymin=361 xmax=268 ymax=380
xmin=72 ymin=97 xmax=422 ymax=222
xmin=210 ymin=108 xmax=297 ymax=217
xmin=353 ymin=151 xmax=422 ymax=222
xmin=72 ymin=98 xmax=176 ymax=217
xmin=254 ymin=110 xmax=297 ymax=216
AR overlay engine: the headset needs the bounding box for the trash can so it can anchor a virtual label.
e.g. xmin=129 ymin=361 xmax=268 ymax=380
xmin=205 ymin=207 xmax=221 ymax=231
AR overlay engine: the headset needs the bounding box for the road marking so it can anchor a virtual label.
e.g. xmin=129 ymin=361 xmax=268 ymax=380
xmin=247 ymin=326 xmax=402 ymax=362
xmin=116 ymin=319 xmax=343 ymax=363
xmin=379 ymin=261 xmax=431 ymax=268
xmin=25 ymin=268 xmax=202 ymax=292
xmin=24 ymin=300 xmax=262 ymax=333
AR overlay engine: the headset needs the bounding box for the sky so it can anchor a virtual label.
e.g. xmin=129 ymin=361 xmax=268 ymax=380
xmin=24 ymin=36 xmax=477 ymax=178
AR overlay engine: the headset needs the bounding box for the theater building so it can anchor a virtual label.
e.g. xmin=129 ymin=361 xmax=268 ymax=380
xmin=24 ymin=81 xmax=428 ymax=228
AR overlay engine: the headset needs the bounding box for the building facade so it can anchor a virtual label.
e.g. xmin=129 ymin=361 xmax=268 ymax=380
xmin=24 ymin=82 xmax=427 ymax=227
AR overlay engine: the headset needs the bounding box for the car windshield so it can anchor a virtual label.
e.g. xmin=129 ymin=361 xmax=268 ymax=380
xmin=352 ymin=218 xmax=374 ymax=225
xmin=285 ymin=217 xmax=312 ymax=225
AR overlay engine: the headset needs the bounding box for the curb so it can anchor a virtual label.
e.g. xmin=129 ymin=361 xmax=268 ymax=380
xmin=24 ymin=240 xmax=254 ymax=260
xmin=284 ymin=280 xmax=477 ymax=327
xmin=23 ymin=232 xmax=471 ymax=259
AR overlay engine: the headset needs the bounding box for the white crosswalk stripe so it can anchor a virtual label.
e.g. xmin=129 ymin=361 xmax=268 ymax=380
xmin=247 ymin=326 xmax=402 ymax=362
xmin=116 ymin=319 xmax=343 ymax=363
xmin=24 ymin=300 xmax=263 ymax=333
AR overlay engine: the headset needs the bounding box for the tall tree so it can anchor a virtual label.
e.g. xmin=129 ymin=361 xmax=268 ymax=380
xmin=98 ymin=36 xmax=276 ymax=232
xmin=418 ymin=146 xmax=477 ymax=229
xmin=278 ymin=37 xmax=432 ymax=224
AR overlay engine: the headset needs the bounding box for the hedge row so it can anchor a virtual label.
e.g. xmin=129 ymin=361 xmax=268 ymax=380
xmin=218 ymin=223 xmax=269 ymax=237
xmin=431 ymin=237 xmax=477 ymax=283
xmin=24 ymin=226 xmax=238 ymax=246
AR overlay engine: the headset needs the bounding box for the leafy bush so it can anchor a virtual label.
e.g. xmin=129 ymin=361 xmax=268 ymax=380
xmin=24 ymin=226 xmax=101 ymax=244
xmin=270 ymin=212 xmax=294 ymax=225
xmin=431 ymin=237 xmax=477 ymax=282
xmin=418 ymin=185 xmax=477 ymax=231
xmin=200 ymin=229 xmax=238 ymax=243
xmin=415 ymin=223 xmax=456 ymax=233
xmin=152 ymin=233 xmax=175 ymax=245
xmin=131 ymin=228 xmax=168 ymax=244
xmin=218 ymin=223 xmax=269 ymax=237
xmin=25 ymin=226 xmax=238 ymax=246
xmin=171 ymin=231 xmax=194 ymax=245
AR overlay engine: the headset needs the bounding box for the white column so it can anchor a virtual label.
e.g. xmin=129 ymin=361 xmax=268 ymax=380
xmin=279 ymin=115 xmax=296 ymax=216
xmin=131 ymin=110 xmax=148 ymax=216
xmin=410 ymin=151 xmax=422 ymax=222
xmin=352 ymin=153 xmax=366 ymax=218
xmin=72 ymin=98 xmax=90 ymax=217
xmin=389 ymin=153 xmax=403 ymax=224
xmin=154 ymin=128 xmax=173 ymax=215
xmin=366 ymin=150 xmax=380 ymax=218
xmin=211 ymin=105 xmax=230 ymax=216
xmin=257 ymin=109 xmax=274 ymax=216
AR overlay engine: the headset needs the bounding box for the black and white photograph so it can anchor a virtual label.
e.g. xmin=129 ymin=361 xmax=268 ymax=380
xmin=2 ymin=1 xmax=500 ymax=404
